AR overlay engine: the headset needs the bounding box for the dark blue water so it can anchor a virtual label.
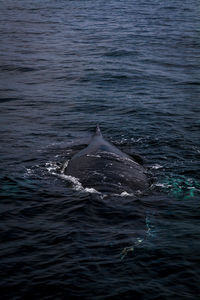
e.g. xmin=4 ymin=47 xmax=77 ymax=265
xmin=0 ymin=0 xmax=200 ymax=299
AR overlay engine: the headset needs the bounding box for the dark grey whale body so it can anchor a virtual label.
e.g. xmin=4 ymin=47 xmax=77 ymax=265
xmin=64 ymin=126 xmax=149 ymax=194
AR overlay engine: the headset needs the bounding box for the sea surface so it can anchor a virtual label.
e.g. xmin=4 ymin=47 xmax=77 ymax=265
xmin=0 ymin=0 xmax=200 ymax=299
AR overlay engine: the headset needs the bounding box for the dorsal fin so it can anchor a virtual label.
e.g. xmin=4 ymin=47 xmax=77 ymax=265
xmin=95 ymin=124 xmax=102 ymax=136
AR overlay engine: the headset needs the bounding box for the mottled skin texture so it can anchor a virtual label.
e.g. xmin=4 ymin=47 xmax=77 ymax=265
xmin=64 ymin=126 xmax=149 ymax=194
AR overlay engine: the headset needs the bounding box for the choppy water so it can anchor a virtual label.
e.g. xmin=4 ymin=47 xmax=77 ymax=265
xmin=0 ymin=0 xmax=200 ymax=299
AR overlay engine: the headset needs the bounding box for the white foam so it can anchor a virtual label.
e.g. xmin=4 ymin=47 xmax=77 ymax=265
xmin=26 ymin=168 xmax=33 ymax=174
xmin=45 ymin=161 xmax=60 ymax=172
xmin=136 ymin=238 xmax=143 ymax=244
xmin=60 ymin=160 xmax=69 ymax=174
xmin=85 ymin=187 xmax=101 ymax=194
xmin=151 ymin=164 xmax=163 ymax=170
xmin=120 ymin=191 xmax=133 ymax=197
xmin=112 ymin=191 xmax=134 ymax=197
xmin=52 ymin=172 xmax=101 ymax=194
xmin=154 ymin=183 xmax=170 ymax=188
xmin=57 ymin=173 xmax=83 ymax=191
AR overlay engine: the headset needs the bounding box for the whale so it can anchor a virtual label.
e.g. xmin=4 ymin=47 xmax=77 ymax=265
xmin=63 ymin=126 xmax=150 ymax=194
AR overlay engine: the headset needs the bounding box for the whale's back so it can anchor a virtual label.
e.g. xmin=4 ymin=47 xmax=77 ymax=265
xmin=63 ymin=126 xmax=149 ymax=194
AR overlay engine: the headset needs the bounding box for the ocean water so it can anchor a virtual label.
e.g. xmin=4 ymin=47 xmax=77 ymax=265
xmin=0 ymin=0 xmax=200 ymax=299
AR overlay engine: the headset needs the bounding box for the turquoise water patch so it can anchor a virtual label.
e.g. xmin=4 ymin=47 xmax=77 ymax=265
xmin=159 ymin=176 xmax=200 ymax=199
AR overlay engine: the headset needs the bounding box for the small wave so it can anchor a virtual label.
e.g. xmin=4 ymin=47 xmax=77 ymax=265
xmin=104 ymin=50 xmax=133 ymax=57
xmin=0 ymin=65 xmax=36 ymax=72
xmin=0 ymin=97 xmax=21 ymax=103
